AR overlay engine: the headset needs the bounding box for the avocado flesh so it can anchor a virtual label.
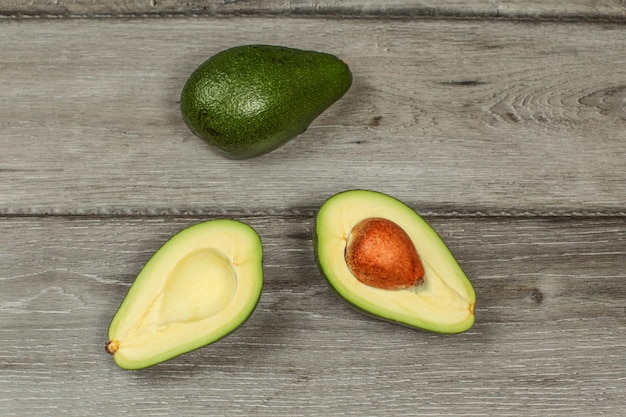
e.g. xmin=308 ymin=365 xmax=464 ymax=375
xmin=180 ymin=44 xmax=352 ymax=159
xmin=107 ymin=220 xmax=263 ymax=369
xmin=314 ymin=190 xmax=476 ymax=334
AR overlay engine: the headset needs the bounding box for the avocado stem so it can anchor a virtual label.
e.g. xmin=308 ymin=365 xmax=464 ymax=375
xmin=105 ymin=340 xmax=119 ymax=355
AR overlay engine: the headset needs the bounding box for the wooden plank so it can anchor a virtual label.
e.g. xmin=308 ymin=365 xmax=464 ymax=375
xmin=1 ymin=18 xmax=625 ymax=216
xmin=1 ymin=215 xmax=624 ymax=416
xmin=1 ymin=0 xmax=625 ymax=21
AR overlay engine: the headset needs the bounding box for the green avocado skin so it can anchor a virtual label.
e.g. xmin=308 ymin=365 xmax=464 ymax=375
xmin=180 ymin=45 xmax=352 ymax=159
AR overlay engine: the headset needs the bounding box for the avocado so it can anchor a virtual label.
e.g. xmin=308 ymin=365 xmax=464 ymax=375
xmin=314 ymin=190 xmax=476 ymax=334
xmin=106 ymin=219 xmax=263 ymax=369
xmin=180 ymin=44 xmax=352 ymax=159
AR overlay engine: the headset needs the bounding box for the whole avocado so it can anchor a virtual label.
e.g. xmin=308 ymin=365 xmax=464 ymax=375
xmin=180 ymin=44 xmax=352 ymax=159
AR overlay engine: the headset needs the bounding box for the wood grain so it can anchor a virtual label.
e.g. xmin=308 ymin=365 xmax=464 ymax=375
xmin=1 ymin=215 xmax=624 ymax=416
xmin=1 ymin=4 xmax=625 ymax=416
xmin=1 ymin=0 xmax=625 ymax=21
xmin=1 ymin=18 xmax=625 ymax=215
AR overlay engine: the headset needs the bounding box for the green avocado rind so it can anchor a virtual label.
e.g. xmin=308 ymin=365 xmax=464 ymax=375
xmin=314 ymin=190 xmax=476 ymax=334
xmin=180 ymin=44 xmax=353 ymax=159
xmin=107 ymin=219 xmax=264 ymax=370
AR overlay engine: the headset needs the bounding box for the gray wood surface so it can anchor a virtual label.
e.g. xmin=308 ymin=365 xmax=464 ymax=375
xmin=2 ymin=0 xmax=626 ymax=21
xmin=2 ymin=216 xmax=625 ymax=416
xmin=1 ymin=2 xmax=625 ymax=416
xmin=2 ymin=18 xmax=625 ymax=215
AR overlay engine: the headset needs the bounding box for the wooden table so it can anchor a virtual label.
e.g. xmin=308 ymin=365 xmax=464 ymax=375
xmin=1 ymin=1 xmax=625 ymax=415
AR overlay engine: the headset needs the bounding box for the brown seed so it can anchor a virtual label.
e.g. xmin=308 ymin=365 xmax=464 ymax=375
xmin=345 ymin=217 xmax=424 ymax=290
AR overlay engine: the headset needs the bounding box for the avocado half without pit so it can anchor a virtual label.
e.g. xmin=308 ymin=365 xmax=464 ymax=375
xmin=314 ymin=190 xmax=476 ymax=334
xmin=106 ymin=219 xmax=263 ymax=369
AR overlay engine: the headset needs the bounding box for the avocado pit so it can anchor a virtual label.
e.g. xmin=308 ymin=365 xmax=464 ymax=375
xmin=345 ymin=217 xmax=424 ymax=290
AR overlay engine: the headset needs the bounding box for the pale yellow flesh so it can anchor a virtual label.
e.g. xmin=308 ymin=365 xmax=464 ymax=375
xmin=107 ymin=220 xmax=263 ymax=369
xmin=316 ymin=190 xmax=475 ymax=333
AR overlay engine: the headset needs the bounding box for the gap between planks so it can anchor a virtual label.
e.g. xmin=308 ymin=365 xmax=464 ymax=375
xmin=1 ymin=209 xmax=625 ymax=220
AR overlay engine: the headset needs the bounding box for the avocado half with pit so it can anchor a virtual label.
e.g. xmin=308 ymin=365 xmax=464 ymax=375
xmin=106 ymin=219 xmax=263 ymax=369
xmin=314 ymin=190 xmax=476 ymax=334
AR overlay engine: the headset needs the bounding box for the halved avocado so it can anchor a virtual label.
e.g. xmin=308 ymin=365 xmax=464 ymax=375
xmin=106 ymin=219 xmax=263 ymax=369
xmin=314 ymin=190 xmax=476 ymax=334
